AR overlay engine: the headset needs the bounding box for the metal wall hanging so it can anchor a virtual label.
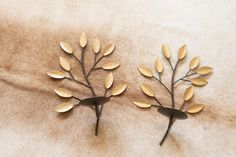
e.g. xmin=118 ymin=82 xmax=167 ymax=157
xmin=47 ymin=32 xmax=127 ymax=135
xmin=133 ymin=45 xmax=213 ymax=145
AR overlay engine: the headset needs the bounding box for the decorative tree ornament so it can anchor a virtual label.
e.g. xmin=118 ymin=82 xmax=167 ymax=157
xmin=47 ymin=32 xmax=127 ymax=135
xmin=133 ymin=44 xmax=213 ymax=145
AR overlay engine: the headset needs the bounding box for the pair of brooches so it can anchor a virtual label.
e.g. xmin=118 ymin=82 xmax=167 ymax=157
xmin=47 ymin=32 xmax=212 ymax=146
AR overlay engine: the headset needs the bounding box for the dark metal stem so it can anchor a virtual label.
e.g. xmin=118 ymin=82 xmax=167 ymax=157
xmin=153 ymin=76 xmax=171 ymax=95
xmin=174 ymin=71 xmax=197 ymax=84
xmin=72 ymin=96 xmax=81 ymax=101
xmin=87 ymin=55 xmax=104 ymax=77
xmin=159 ymin=115 xmax=174 ymax=145
xmin=159 ymin=60 xmax=179 ymax=145
xmin=167 ymin=59 xmax=174 ymax=71
xmin=171 ymin=60 xmax=179 ymax=108
xmin=80 ymin=47 xmax=101 ymax=135
xmin=154 ymin=97 xmax=163 ymax=107
xmin=65 ymin=77 xmax=89 ymax=88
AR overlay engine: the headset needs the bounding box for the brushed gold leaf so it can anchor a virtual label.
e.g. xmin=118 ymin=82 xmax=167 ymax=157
xmin=197 ymin=66 xmax=213 ymax=75
xmin=102 ymin=61 xmax=120 ymax=70
xmin=162 ymin=44 xmax=171 ymax=59
xmin=104 ymin=72 xmax=113 ymax=89
xmin=133 ymin=101 xmax=151 ymax=108
xmin=79 ymin=32 xmax=87 ymax=48
xmin=54 ymin=88 xmax=73 ymax=98
xmin=103 ymin=43 xmax=115 ymax=56
xmin=191 ymin=77 xmax=208 ymax=86
xmin=155 ymin=57 xmax=163 ymax=73
xmin=140 ymin=84 xmax=155 ymax=97
xmin=59 ymin=57 xmax=70 ymax=71
xmin=138 ymin=65 xmax=153 ymax=77
xmin=55 ymin=103 xmax=73 ymax=113
xmin=178 ymin=45 xmax=187 ymax=60
xmin=60 ymin=42 xmax=73 ymax=54
xmin=187 ymin=104 xmax=204 ymax=114
xmin=184 ymin=86 xmax=194 ymax=101
xmin=47 ymin=71 xmax=65 ymax=79
xmin=111 ymin=84 xmax=127 ymax=96
xmin=93 ymin=38 xmax=100 ymax=53
xmin=189 ymin=56 xmax=200 ymax=70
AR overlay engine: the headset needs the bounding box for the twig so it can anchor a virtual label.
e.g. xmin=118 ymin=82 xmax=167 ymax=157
xmin=65 ymin=77 xmax=89 ymax=88
xmin=174 ymin=71 xmax=197 ymax=84
xmin=87 ymin=55 xmax=105 ymax=77
xmin=151 ymin=104 xmax=162 ymax=108
xmin=154 ymin=97 xmax=163 ymax=107
xmin=167 ymin=59 xmax=174 ymax=71
xmin=179 ymin=101 xmax=185 ymax=111
xmin=152 ymin=76 xmax=171 ymax=95
xmin=72 ymin=96 xmax=81 ymax=101
xmin=170 ymin=60 xmax=179 ymax=108
xmin=72 ymin=54 xmax=82 ymax=65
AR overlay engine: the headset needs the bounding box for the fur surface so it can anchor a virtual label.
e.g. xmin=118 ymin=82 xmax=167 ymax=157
xmin=0 ymin=0 xmax=236 ymax=156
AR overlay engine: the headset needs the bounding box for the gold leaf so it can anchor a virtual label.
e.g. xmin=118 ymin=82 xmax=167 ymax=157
xmin=93 ymin=38 xmax=100 ymax=53
xmin=162 ymin=44 xmax=171 ymax=59
xmin=104 ymin=72 xmax=113 ymax=89
xmin=140 ymin=84 xmax=155 ymax=97
xmin=197 ymin=66 xmax=213 ymax=75
xmin=55 ymin=103 xmax=73 ymax=113
xmin=79 ymin=32 xmax=87 ymax=48
xmin=133 ymin=101 xmax=151 ymax=108
xmin=155 ymin=57 xmax=163 ymax=73
xmin=191 ymin=77 xmax=208 ymax=86
xmin=138 ymin=65 xmax=153 ymax=77
xmin=178 ymin=45 xmax=187 ymax=60
xmin=102 ymin=61 xmax=120 ymax=70
xmin=60 ymin=42 xmax=73 ymax=54
xmin=59 ymin=57 xmax=70 ymax=71
xmin=184 ymin=86 xmax=194 ymax=101
xmin=47 ymin=71 xmax=65 ymax=79
xmin=111 ymin=84 xmax=127 ymax=96
xmin=103 ymin=43 xmax=115 ymax=56
xmin=187 ymin=104 xmax=204 ymax=114
xmin=189 ymin=56 xmax=200 ymax=70
xmin=54 ymin=88 xmax=73 ymax=98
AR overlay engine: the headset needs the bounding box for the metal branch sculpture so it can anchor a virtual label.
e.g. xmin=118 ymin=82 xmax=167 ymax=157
xmin=47 ymin=32 xmax=127 ymax=135
xmin=133 ymin=45 xmax=213 ymax=145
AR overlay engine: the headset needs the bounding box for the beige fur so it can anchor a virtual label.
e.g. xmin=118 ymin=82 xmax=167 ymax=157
xmin=0 ymin=0 xmax=236 ymax=156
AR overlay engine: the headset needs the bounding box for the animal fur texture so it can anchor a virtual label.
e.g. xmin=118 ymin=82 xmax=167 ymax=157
xmin=0 ymin=0 xmax=236 ymax=157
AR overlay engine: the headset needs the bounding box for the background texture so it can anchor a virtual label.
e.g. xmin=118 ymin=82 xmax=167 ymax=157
xmin=0 ymin=0 xmax=235 ymax=156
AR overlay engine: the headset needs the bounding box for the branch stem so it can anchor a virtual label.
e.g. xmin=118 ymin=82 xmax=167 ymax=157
xmin=159 ymin=115 xmax=174 ymax=145
xmin=65 ymin=77 xmax=89 ymax=88
xmin=171 ymin=60 xmax=179 ymax=108
xmin=154 ymin=97 xmax=163 ymax=107
xmin=174 ymin=70 xmax=197 ymax=84
xmin=153 ymin=76 xmax=171 ymax=95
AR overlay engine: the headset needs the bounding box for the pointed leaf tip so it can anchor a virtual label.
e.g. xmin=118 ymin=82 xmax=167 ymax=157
xmin=178 ymin=45 xmax=187 ymax=60
xmin=138 ymin=65 xmax=153 ymax=77
xmin=60 ymin=42 xmax=73 ymax=54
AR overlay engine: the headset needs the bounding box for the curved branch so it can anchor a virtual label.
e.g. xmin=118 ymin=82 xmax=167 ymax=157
xmin=159 ymin=115 xmax=174 ymax=145
xmin=179 ymin=101 xmax=186 ymax=110
xmin=72 ymin=54 xmax=82 ymax=65
xmin=72 ymin=96 xmax=81 ymax=101
xmin=167 ymin=59 xmax=174 ymax=71
xmin=154 ymin=97 xmax=163 ymax=107
xmin=152 ymin=76 xmax=171 ymax=95
xmin=87 ymin=55 xmax=105 ymax=77
xmin=174 ymin=71 xmax=197 ymax=84
xmin=65 ymin=77 xmax=89 ymax=88
xmin=170 ymin=60 xmax=179 ymax=108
